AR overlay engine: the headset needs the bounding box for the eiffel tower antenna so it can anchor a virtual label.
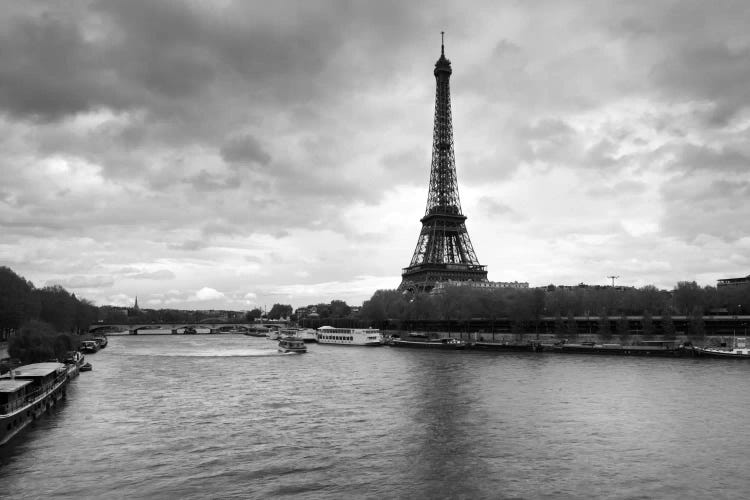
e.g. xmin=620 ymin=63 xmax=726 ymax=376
xmin=399 ymin=34 xmax=488 ymax=293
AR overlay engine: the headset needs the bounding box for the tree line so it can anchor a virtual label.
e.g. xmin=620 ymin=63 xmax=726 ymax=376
xmin=1 ymin=266 xmax=98 ymax=339
xmin=4 ymin=262 xmax=749 ymax=351
xmin=358 ymin=281 xmax=750 ymax=326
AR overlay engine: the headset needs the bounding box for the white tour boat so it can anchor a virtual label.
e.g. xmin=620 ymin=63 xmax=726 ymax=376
xmin=315 ymin=326 xmax=383 ymax=346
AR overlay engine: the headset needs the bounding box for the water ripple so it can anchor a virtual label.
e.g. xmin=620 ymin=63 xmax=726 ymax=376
xmin=3 ymin=336 xmax=750 ymax=499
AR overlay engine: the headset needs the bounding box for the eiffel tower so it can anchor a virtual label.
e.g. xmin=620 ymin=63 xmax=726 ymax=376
xmin=399 ymin=34 xmax=488 ymax=293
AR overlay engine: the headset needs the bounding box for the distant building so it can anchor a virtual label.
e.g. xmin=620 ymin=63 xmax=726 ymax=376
xmin=295 ymin=306 xmax=317 ymax=319
xmin=431 ymin=280 xmax=529 ymax=294
xmin=541 ymin=283 xmax=635 ymax=292
xmin=717 ymin=275 xmax=750 ymax=288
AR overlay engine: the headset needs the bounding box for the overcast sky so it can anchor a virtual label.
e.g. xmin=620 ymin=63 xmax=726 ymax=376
xmin=1 ymin=1 xmax=749 ymax=311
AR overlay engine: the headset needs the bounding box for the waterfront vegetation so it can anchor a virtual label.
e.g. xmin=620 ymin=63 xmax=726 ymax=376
xmin=358 ymin=282 xmax=750 ymax=339
xmin=4 ymin=320 xmax=75 ymax=368
xmin=1 ymin=267 xmax=96 ymax=366
xmin=3 ymin=265 xmax=750 ymax=356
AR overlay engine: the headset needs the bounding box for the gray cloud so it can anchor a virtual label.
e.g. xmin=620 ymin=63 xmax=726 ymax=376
xmin=0 ymin=13 xmax=122 ymax=121
xmin=666 ymin=143 xmax=750 ymax=174
xmin=46 ymin=275 xmax=115 ymax=289
xmin=3 ymin=0 xmax=749 ymax=308
xmin=168 ymin=240 xmax=208 ymax=251
xmin=184 ymin=170 xmax=242 ymax=192
xmin=477 ymin=197 xmax=525 ymax=222
xmin=129 ymin=270 xmax=176 ymax=280
xmin=220 ymin=134 xmax=272 ymax=166
xmin=661 ymin=179 xmax=750 ymax=242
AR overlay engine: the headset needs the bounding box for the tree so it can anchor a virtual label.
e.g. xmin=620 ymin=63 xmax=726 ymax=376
xmin=554 ymin=313 xmax=565 ymax=339
xmin=687 ymin=307 xmax=706 ymax=343
xmin=268 ymin=304 xmax=292 ymax=320
xmin=8 ymin=320 xmax=72 ymax=364
xmin=617 ymin=314 xmax=630 ymax=344
xmin=329 ymin=300 xmax=351 ymax=318
xmin=673 ymin=281 xmax=704 ymax=315
xmin=74 ymin=298 xmax=98 ymax=334
xmin=0 ymin=266 xmax=40 ymax=336
xmin=661 ymin=309 xmax=676 ymax=340
xmin=641 ymin=310 xmax=654 ymax=338
xmin=566 ymin=311 xmax=578 ymax=340
xmin=598 ymin=310 xmax=612 ymax=342
xmin=36 ymin=285 xmax=77 ymax=332
xmin=361 ymin=290 xmax=394 ymax=324
xmin=246 ymin=309 xmax=262 ymax=321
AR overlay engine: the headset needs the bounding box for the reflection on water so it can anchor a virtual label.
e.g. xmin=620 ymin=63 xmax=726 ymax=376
xmin=2 ymin=335 xmax=750 ymax=499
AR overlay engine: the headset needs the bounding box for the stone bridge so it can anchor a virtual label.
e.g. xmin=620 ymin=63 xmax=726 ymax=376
xmin=89 ymin=323 xmax=287 ymax=335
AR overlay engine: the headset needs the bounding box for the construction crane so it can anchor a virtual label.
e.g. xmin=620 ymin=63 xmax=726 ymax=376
xmin=607 ymin=275 xmax=620 ymax=287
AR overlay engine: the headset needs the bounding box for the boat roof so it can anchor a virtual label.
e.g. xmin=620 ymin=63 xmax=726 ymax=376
xmin=7 ymin=363 xmax=65 ymax=378
xmin=317 ymin=326 xmax=379 ymax=331
xmin=0 ymin=379 xmax=34 ymax=393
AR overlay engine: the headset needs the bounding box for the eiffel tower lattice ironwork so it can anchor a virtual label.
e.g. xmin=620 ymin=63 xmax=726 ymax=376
xmin=399 ymin=34 xmax=488 ymax=293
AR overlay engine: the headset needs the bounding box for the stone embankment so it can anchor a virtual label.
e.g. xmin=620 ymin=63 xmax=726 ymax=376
xmin=445 ymin=332 xmax=734 ymax=346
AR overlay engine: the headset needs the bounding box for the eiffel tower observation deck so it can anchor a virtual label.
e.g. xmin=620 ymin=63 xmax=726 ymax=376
xmin=399 ymin=34 xmax=488 ymax=293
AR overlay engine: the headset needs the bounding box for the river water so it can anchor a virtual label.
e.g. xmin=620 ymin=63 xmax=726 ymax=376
xmin=1 ymin=334 xmax=749 ymax=499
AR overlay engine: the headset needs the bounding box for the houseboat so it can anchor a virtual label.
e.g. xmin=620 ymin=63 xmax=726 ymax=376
xmin=316 ymin=326 xmax=383 ymax=346
xmin=0 ymin=363 xmax=71 ymax=446
xmin=79 ymin=340 xmax=100 ymax=354
xmin=244 ymin=326 xmax=270 ymax=337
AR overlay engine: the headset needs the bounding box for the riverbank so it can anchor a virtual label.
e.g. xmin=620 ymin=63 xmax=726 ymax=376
xmin=442 ymin=331 xmax=740 ymax=347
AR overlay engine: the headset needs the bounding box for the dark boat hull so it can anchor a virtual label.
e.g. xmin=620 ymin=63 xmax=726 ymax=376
xmin=470 ymin=342 xmax=543 ymax=352
xmin=694 ymin=349 xmax=750 ymax=359
xmin=550 ymin=344 xmax=698 ymax=357
xmin=390 ymin=339 xmax=467 ymax=350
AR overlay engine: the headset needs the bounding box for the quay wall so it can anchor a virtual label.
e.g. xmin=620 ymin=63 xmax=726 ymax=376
xmin=437 ymin=331 xmax=740 ymax=346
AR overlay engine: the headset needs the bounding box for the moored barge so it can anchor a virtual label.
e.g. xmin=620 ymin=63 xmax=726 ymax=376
xmin=470 ymin=341 xmax=544 ymax=352
xmin=0 ymin=362 xmax=71 ymax=446
xmin=549 ymin=340 xmax=698 ymax=357
xmin=390 ymin=333 xmax=467 ymax=350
